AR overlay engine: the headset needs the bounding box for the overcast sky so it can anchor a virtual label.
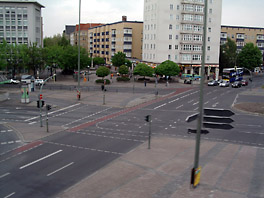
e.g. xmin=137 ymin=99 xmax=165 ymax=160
xmin=37 ymin=0 xmax=264 ymax=37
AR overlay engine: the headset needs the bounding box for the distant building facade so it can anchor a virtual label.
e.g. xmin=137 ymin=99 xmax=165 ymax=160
xmin=221 ymin=25 xmax=264 ymax=59
xmin=143 ymin=0 xmax=222 ymax=79
xmin=88 ymin=17 xmax=143 ymax=63
xmin=63 ymin=25 xmax=75 ymax=41
xmin=0 ymin=0 xmax=44 ymax=46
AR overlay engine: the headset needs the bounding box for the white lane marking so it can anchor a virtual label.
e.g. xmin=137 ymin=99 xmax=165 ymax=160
xmin=212 ymin=102 xmax=219 ymax=107
xmin=1 ymin=140 xmax=21 ymax=145
xmin=176 ymin=105 xmax=183 ymax=109
xmin=207 ymin=92 xmax=212 ymax=95
xmin=187 ymin=99 xmax=194 ymax=103
xmin=0 ymin=172 xmax=10 ymax=179
xmin=193 ymin=102 xmax=199 ymax=106
xmin=28 ymin=121 xmax=37 ymax=125
xmin=232 ymin=94 xmax=239 ymax=107
xmin=235 ymin=124 xmax=262 ymax=128
xmin=4 ymin=192 xmax=16 ymax=198
xmin=204 ymin=101 xmax=209 ymax=105
xmin=194 ymin=107 xmax=199 ymax=111
xmin=47 ymin=162 xmax=74 ymax=177
xmin=19 ymin=150 xmax=63 ymax=170
xmin=154 ymin=103 xmax=167 ymax=109
xmin=24 ymin=103 xmax=81 ymax=122
xmin=212 ymin=97 xmax=217 ymax=100
xmin=168 ymin=98 xmax=179 ymax=104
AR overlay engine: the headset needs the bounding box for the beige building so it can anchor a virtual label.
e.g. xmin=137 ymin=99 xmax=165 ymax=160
xmin=221 ymin=25 xmax=264 ymax=57
xmin=88 ymin=17 xmax=143 ymax=63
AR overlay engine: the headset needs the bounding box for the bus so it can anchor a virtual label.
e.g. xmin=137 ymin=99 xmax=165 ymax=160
xmin=222 ymin=68 xmax=243 ymax=82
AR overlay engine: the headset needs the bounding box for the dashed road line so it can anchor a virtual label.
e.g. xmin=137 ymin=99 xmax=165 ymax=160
xmin=47 ymin=162 xmax=74 ymax=177
xmin=154 ymin=103 xmax=167 ymax=110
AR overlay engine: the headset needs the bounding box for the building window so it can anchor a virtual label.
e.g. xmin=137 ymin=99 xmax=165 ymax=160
xmin=208 ymin=37 xmax=211 ymax=42
xmin=209 ymin=9 xmax=212 ymax=14
xmin=208 ymin=27 xmax=211 ymax=32
xmin=207 ymin=46 xmax=211 ymax=51
xmin=169 ymin=45 xmax=172 ymax=50
xmin=170 ymin=4 xmax=173 ymax=10
xmin=176 ymin=35 xmax=179 ymax=40
xmin=168 ymin=55 xmax=171 ymax=60
xmin=175 ymin=45 xmax=178 ymax=50
xmin=193 ymin=54 xmax=201 ymax=61
xmin=175 ymin=55 xmax=178 ymax=60
xmin=183 ymin=34 xmax=192 ymax=41
xmin=169 ymin=24 xmax=172 ymax=30
xmin=169 ymin=34 xmax=172 ymax=40
xmin=182 ymin=54 xmax=191 ymax=61
xmin=183 ymin=44 xmax=192 ymax=51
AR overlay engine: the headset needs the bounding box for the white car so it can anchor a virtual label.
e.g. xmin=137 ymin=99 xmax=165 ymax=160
xmin=8 ymin=79 xmax=20 ymax=84
xmin=34 ymin=79 xmax=45 ymax=86
xmin=219 ymin=80 xmax=230 ymax=87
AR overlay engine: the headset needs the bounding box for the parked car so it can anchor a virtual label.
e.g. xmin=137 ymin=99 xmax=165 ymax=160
xmin=34 ymin=79 xmax=45 ymax=86
xmin=219 ymin=80 xmax=230 ymax=87
xmin=207 ymin=80 xmax=218 ymax=86
xmin=217 ymin=79 xmax=223 ymax=85
xmin=7 ymin=79 xmax=20 ymax=84
xmin=184 ymin=78 xmax=192 ymax=84
xmin=21 ymin=75 xmax=35 ymax=84
xmin=232 ymin=81 xmax=242 ymax=88
xmin=241 ymin=79 xmax=248 ymax=86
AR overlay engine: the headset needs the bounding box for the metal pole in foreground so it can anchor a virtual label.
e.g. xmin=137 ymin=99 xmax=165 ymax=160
xmin=148 ymin=115 xmax=152 ymax=149
xmin=77 ymin=0 xmax=81 ymax=95
xmin=193 ymin=0 xmax=208 ymax=185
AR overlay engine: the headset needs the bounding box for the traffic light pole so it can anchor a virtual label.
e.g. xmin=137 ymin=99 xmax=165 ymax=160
xmin=46 ymin=105 xmax=49 ymax=132
xmin=39 ymin=74 xmax=56 ymax=127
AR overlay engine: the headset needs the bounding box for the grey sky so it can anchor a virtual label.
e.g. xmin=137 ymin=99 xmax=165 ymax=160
xmin=37 ymin=0 xmax=264 ymax=37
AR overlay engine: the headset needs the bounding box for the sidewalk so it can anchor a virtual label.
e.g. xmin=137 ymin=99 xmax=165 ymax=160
xmin=58 ymin=137 xmax=264 ymax=198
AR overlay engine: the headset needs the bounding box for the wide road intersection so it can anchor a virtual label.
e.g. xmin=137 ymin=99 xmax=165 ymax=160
xmin=0 ymin=75 xmax=263 ymax=198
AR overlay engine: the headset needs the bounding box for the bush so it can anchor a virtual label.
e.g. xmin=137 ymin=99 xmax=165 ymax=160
xmin=116 ymin=77 xmax=130 ymax=82
xmin=95 ymin=79 xmax=110 ymax=84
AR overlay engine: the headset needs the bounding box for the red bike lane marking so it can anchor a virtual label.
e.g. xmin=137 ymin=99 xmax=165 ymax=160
xmin=70 ymin=87 xmax=193 ymax=132
xmin=14 ymin=140 xmax=43 ymax=153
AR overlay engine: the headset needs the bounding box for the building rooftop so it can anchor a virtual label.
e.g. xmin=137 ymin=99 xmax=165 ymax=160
xmin=0 ymin=0 xmax=44 ymax=8
xmin=221 ymin=25 xmax=264 ymax=30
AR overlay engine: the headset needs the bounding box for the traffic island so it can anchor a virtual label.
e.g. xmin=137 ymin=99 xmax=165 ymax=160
xmin=234 ymin=102 xmax=264 ymax=115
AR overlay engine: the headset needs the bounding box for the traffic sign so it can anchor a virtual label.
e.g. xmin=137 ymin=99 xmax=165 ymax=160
xmin=203 ymin=116 xmax=234 ymax=123
xmin=185 ymin=113 xmax=199 ymax=123
xmin=203 ymin=122 xmax=234 ymax=130
xmin=188 ymin=129 xmax=209 ymax=134
xmin=204 ymin=108 xmax=234 ymax=117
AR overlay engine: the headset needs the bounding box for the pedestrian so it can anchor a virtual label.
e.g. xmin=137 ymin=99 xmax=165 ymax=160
xmin=101 ymin=84 xmax=105 ymax=91
xmin=144 ymin=80 xmax=147 ymax=87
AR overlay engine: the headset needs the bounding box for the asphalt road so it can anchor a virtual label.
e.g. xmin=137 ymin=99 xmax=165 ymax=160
xmin=0 ymin=75 xmax=263 ymax=197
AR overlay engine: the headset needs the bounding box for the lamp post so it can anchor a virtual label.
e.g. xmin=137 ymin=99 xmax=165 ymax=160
xmin=87 ymin=66 xmax=90 ymax=81
xmin=77 ymin=0 xmax=81 ymax=96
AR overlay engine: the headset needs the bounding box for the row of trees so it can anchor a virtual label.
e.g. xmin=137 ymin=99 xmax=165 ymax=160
xmin=96 ymin=58 xmax=180 ymax=81
xmin=0 ymin=35 xmax=106 ymax=78
xmin=220 ymin=38 xmax=263 ymax=72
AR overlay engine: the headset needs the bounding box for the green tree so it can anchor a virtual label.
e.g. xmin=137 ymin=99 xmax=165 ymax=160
xmin=219 ymin=38 xmax=237 ymax=72
xmin=24 ymin=43 xmax=45 ymax=77
xmin=133 ymin=63 xmax=154 ymax=78
xmin=118 ymin=65 xmax=129 ymax=76
xmin=111 ymin=52 xmax=126 ymax=67
xmin=155 ymin=60 xmax=180 ymax=77
xmin=0 ymin=40 xmax=8 ymax=70
xmin=237 ymin=43 xmax=262 ymax=70
xmin=93 ymin=57 xmax=105 ymax=66
xmin=96 ymin=66 xmax=110 ymax=79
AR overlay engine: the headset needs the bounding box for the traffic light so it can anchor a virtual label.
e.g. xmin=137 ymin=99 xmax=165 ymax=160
xmin=145 ymin=115 xmax=151 ymax=122
xmin=37 ymin=100 xmax=45 ymax=108
xmin=46 ymin=105 xmax=51 ymax=111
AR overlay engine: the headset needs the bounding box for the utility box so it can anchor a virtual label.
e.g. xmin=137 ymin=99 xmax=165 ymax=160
xmin=21 ymin=84 xmax=29 ymax=103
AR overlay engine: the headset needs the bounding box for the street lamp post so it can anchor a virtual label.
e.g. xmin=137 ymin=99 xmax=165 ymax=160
xmin=77 ymin=0 xmax=81 ymax=97
xmin=87 ymin=66 xmax=90 ymax=81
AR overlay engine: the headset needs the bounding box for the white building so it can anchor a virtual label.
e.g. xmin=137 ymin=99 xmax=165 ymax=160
xmin=143 ymin=0 xmax=222 ymax=79
xmin=0 ymin=0 xmax=44 ymax=46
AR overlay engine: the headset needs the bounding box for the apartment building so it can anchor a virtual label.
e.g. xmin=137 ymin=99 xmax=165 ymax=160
xmin=72 ymin=23 xmax=103 ymax=51
xmin=143 ymin=0 xmax=222 ymax=78
xmin=88 ymin=17 xmax=143 ymax=64
xmin=221 ymin=25 xmax=264 ymax=58
xmin=0 ymin=0 xmax=44 ymax=46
